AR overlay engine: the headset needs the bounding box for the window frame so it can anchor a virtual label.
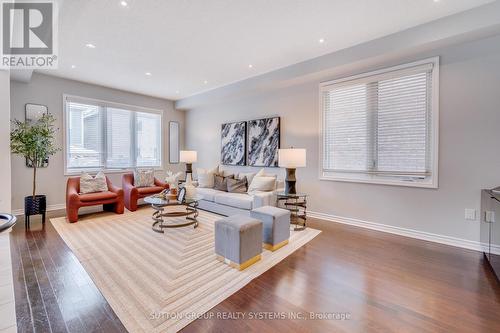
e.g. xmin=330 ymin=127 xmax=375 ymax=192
xmin=318 ymin=57 xmax=439 ymax=188
xmin=62 ymin=94 xmax=164 ymax=175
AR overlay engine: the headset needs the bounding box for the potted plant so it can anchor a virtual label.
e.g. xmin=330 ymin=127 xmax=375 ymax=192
xmin=10 ymin=114 xmax=59 ymax=225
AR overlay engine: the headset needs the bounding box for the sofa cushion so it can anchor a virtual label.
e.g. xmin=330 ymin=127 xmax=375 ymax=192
xmin=197 ymin=166 xmax=219 ymax=188
xmin=247 ymin=168 xmax=277 ymax=193
xmin=214 ymin=174 xmax=234 ymax=192
xmin=137 ymin=186 xmax=164 ymax=195
xmin=134 ymin=168 xmax=155 ymax=187
xmin=79 ymin=191 xmax=117 ymax=202
xmin=196 ymin=188 xmax=221 ymax=202
xmin=248 ymin=175 xmax=276 ymax=192
xmin=237 ymin=172 xmax=257 ymax=185
xmin=80 ymin=171 xmax=108 ymax=194
xmin=214 ymin=192 xmax=253 ymax=210
xmin=227 ymin=176 xmax=247 ymax=193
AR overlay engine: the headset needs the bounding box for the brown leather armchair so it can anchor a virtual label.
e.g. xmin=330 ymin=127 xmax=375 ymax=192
xmin=66 ymin=176 xmax=124 ymax=223
xmin=122 ymin=173 xmax=169 ymax=211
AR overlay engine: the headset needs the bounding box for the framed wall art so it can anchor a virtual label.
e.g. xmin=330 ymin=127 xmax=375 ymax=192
xmin=247 ymin=117 xmax=280 ymax=167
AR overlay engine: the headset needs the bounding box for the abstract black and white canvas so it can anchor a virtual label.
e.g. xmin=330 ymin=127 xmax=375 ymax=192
xmin=247 ymin=117 xmax=280 ymax=167
xmin=221 ymin=121 xmax=246 ymax=165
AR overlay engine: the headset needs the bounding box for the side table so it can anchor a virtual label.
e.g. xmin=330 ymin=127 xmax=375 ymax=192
xmin=276 ymin=192 xmax=307 ymax=231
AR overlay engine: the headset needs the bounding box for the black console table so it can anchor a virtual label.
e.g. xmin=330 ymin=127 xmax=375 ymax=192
xmin=481 ymin=188 xmax=500 ymax=282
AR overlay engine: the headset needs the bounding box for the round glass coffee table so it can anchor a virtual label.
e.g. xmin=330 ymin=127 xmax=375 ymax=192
xmin=144 ymin=196 xmax=201 ymax=233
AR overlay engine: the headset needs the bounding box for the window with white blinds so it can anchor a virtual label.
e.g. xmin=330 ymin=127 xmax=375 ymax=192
xmin=320 ymin=58 xmax=439 ymax=188
xmin=64 ymin=96 xmax=162 ymax=173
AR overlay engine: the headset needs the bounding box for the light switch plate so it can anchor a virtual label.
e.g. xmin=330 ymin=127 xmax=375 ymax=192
xmin=485 ymin=211 xmax=496 ymax=223
xmin=465 ymin=208 xmax=477 ymax=221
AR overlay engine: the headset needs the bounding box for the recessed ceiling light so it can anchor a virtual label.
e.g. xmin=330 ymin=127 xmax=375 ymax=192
xmin=319 ymin=38 xmax=325 ymax=44
xmin=175 ymin=90 xmax=180 ymax=94
xmin=71 ymin=65 xmax=76 ymax=69
xmin=120 ymin=0 xmax=128 ymax=6
xmin=204 ymin=80 xmax=208 ymax=84
xmin=85 ymin=43 xmax=96 ymax=49
xmin=248 ymin=64 xmax=253 ymax=68
xmin=433 ymin=0 xmax=440 ymax=2
xmin=145 ymin=72 xmax=152 ymax=76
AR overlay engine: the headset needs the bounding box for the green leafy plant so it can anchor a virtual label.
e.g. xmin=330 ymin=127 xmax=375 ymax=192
xmin=10 ymin=114 xmax=60 ymax=198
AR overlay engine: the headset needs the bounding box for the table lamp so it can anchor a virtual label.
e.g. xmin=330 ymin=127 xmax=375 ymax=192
xmin=278 ymin=148 xmax=306 ymax=194
xmin=180 ymin=150 xmax=197 ymax=180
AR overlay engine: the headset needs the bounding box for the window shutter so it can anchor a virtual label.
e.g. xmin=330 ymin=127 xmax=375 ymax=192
xmin=376 ymin=71 xmax=432 ymax=175
xmin=66 ymin=101 xmax=104 ymax=170
xmin=321 ymin=60 xmax=436 ymax=180
xmin=64 ymin=96 xmax=163 ymax=172
xmin=323 ymin=84 xmax=370 ymax=172
xmin=106 ymin=107 xmax=133 ymax=168
xmin=136 ymin=112 xmax=162 ymax=167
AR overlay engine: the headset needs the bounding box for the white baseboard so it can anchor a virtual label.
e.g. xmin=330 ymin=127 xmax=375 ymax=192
xmin=308 ymin=211 xmax=500 ymax=256
xmin=12 ymin=203 xmax=66 ymax=216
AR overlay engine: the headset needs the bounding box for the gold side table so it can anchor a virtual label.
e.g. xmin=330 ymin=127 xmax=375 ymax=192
xmin=276 ymin=192 xmax=307 ymax=231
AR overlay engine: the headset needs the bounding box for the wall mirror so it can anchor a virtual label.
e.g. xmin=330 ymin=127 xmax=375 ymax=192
xmin=169 ymin=121 xmax=180 ymax=164
xmin=25 ymin=103 xmax=48 ymax=122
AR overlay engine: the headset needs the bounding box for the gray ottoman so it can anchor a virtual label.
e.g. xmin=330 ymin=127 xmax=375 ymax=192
xmin=214 ymin=215 xmax=263 ymax=270
xmin=251 ymin=206 xmax=291 ymax=251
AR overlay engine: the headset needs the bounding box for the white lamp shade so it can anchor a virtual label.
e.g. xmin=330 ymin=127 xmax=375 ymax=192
xmin=278 ymin=148 xmax=306 ymax=168
xmin=180 ymin=150 xmax=197 ymax=163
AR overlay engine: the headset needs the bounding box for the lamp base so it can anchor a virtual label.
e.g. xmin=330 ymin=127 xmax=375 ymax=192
xmin=185 ymin=163 xmax=192 ymax=180
xmin=285 ymin=168 xmax=297 ymax=194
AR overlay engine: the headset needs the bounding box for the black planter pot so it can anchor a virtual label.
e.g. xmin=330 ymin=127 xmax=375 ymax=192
xmin=24 ymin=195 xmax=47 ymax=227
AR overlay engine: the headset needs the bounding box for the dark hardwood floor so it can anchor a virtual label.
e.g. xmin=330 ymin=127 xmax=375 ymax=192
xmin=10 ymin=213 xmax=127 ymax=333
xmin=9 ymin=211 xmax=500 ymax=333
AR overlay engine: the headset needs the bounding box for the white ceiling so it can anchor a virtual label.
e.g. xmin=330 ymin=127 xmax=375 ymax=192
xmin=37 ymin=0 xmax=493 ymax=100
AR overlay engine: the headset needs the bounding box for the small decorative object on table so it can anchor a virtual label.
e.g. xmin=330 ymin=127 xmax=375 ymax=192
xmin=184 ymin=175 xmax=197 ymax=200
xmin=276 ymin=192 xmax=307 ymax=231
xmin=165 ymin=171 xmax=183 ymax=197
xmin=177 ymin=187 xmax=186 ymax=203
xmin=155 ymin=189 xmax=175 ymax=200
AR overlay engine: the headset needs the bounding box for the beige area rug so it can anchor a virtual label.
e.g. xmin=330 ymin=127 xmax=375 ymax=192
xmin=51 ymin=207 xmax=321 ymax=333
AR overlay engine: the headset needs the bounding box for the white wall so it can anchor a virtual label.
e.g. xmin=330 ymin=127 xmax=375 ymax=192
xmin=0 ymin=70 xmax=11 ymax=213
xmin=10 ymin=73 xmax=185 ymax=211
xmin=180 ymin=32 xmax=500 ymax=244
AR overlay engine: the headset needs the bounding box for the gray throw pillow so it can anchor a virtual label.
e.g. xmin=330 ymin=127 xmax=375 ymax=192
xmin=80 ymin=171 xmax=108 ymax=194
xmin=134 ymin=168 xmax=155 ymax=187
xmin=227 ymin=177 xmax=247 ymax=193
xmin=214 ymin=174 xmax=234 ymax=192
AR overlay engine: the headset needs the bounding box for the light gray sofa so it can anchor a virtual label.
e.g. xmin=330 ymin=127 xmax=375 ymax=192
xmin=196 ymin=187 xmax=278 ymax=216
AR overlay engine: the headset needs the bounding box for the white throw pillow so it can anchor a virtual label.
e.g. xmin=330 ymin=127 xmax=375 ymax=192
xmin=80 ymin=171 xmax=108 ymax=194
xmin=197 ymin=165 xmax=219 ymax=188
xmin=247 ymin=169 xmax=277 ymax=193
xmin=134 ymin=168 xmax=155 ymax=187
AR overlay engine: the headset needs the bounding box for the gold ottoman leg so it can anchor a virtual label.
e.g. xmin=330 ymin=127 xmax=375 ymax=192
xmin=263 ymin=239 xmax=289 ymax=251
xmin=217 ymin=254 xmax=262 ymax=271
